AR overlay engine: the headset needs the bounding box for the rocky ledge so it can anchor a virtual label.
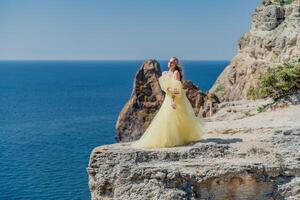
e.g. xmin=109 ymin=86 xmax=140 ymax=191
xmin=87 ymin=101 xmax=300 ymax=200
xmin=210 ymin=0 xmax=300 ymax=101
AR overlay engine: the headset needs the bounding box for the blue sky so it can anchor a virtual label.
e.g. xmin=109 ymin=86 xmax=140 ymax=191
xmin=0 ymin=0 xmax=261 ymax=60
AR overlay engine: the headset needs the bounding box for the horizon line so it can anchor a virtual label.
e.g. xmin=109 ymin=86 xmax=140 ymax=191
xmin=0 ymin=59 xmax=231 ymax=62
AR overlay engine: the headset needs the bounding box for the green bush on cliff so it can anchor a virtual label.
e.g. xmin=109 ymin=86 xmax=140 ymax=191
xmin=215 ymin=84 xmax=224 ymax=93
xmin=257 ymin=105 xmax=267 ymax=113
xmin=272 ymin=0 xmax=294 ymax=5
xmin=247 ymin=60 xmax=300 ymax=100
xmin=214 ymin=84 xmax=225 ymax=97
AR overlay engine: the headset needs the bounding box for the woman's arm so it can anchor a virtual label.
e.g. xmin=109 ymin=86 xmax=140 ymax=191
xmin=167 ymin=87 xmax=179 ymax=95
xmin=169 ymin=85 xmax=177 ymax=109
xmin=174 ymin=70 xmax=180 ymax=81
xmin=166 ymin=72 xmax=182 ymax=109
xmin=171 ymin=95 xmax=176 ymax=109
xmin=166 ymin=86 xmax=177 ymax=109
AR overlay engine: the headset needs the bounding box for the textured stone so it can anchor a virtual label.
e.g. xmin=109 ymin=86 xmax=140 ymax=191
xmin=210 ymin=0 xmax=300 ymax=102
xmin=88 ymin=101 xmax=300 ymax=200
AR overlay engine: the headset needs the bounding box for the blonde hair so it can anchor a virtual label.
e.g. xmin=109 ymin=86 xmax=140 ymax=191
xmin=171 ymin=57 xmax=184 ymax=82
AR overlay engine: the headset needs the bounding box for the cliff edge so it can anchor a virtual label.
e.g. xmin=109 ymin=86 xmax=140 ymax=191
xmin=87 ymin=100 xmax=300 ymax=199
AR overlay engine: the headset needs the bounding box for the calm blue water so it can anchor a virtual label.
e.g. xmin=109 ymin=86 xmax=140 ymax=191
xmin=0 ymin=60 xmax=228 ymax=200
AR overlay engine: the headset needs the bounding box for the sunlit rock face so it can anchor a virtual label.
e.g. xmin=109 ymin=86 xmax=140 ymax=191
xmin=210 ymin=0 xmax=300 ymax=101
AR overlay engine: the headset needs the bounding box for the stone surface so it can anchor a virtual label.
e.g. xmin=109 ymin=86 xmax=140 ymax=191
xmin=210 ymin=0 xmax=300 ymax=102
xmin=88 ymin=100 xmax=300 ymax=200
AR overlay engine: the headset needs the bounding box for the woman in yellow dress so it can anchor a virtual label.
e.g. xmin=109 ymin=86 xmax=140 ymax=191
xmin=131 ymin=57 xmax=203 ymax=149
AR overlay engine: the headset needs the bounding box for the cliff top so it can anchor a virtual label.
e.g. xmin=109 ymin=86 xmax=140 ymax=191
xmin=87 ymin=100 xmax=300 ymax=199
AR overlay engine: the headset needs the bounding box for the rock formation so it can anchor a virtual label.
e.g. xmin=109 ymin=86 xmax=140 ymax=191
xmin=88 ymin=100 xmax=300 ymax=200
xmin=115 ymin=60 xmax=164 ymax=142
xmin=210 ymin=0 xmax=300 ymax=102
xmin=115 ymin=60 xmax=212 ymax=142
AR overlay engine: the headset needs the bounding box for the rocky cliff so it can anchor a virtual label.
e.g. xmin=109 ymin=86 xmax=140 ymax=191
xmin=210 ymin=0 xmax=300 ymax=102
xmin=88 ymin=100 xmax=300 ymax=200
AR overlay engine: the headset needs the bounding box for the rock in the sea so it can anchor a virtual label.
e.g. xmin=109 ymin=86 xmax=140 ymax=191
xmin=115 ymin=60 xmax=212 ymax=142
xmin=210 ymin=0 xmax=300 ymax=102
xmin=115 ymin=60 xmax=164 ymax=142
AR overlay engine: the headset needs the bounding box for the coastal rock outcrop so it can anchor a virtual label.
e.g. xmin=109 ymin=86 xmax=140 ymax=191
xmin=115 ymin=60 xmax=164 ymax=142
xmin=210 ymin=0 xmax=300 ymax=101
xmin=115 ymin=60 xmax=211 ymax=142
xmin=88 ymin=100 xmax=300 ymax=200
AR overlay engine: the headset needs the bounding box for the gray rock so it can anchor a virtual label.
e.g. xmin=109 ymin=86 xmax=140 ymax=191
xmin=210 ymin=0 xmax=300 ymax=102
xmin=88 ymin=99 xmax=300 ymax=200
xmin=87 ymin=128 xmax=300 ymax=200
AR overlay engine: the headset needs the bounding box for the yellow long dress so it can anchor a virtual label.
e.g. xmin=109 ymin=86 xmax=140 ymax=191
xmin=131 ymin=72 xmax=203 ymax=149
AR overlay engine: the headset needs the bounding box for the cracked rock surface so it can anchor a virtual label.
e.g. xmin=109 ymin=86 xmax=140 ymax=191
xmin=87 ymin=100 xmax=300 ymax=200
xmin=210 ymin=0 xmax=300 ymax=101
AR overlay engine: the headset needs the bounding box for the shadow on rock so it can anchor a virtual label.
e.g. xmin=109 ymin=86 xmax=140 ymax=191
xmin=200 ymin=138 xmax=243 ymax=144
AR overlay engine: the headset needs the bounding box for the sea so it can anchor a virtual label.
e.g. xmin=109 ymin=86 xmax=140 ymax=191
xmin=0 ymin=60 xmax=229 ymax=200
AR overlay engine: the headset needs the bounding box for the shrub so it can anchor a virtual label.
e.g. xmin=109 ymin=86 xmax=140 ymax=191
xmin=247 ymin=60 xmax=300 ymax=100
xmin=272 ymin=0 xmax=294 ymax=5
xmin=215 ymin=84 xmax=224 ymax=93
xmin=209 ymin=92 xmax=220 ymax=103
xmin=214 ymin=84 xmax=225 ymax=97
xmin=257 ymin=105 xmax=267 ymax=113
